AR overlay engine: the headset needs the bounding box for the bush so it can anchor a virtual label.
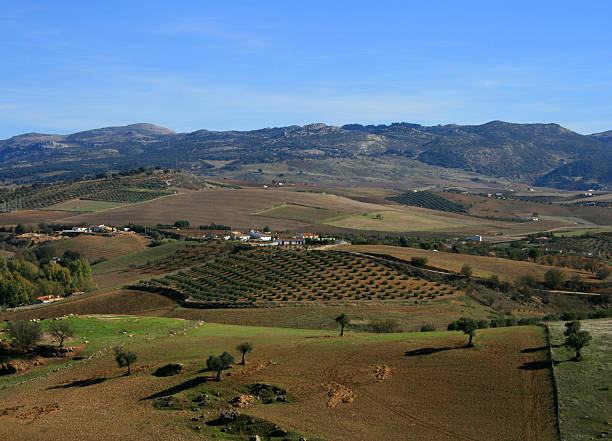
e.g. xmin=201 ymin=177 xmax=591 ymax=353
xmin=7 ymin=320 xmax=42 ymax=351
xmin=544 ymin=268 xmax=565 ymax=289
xmin=477 ymin=319 xmax=489 ymax=329
xmin=411 ymin=257 xmax=428 ymax=267
xmin=420 ymin=324 xmax=435 ymax=332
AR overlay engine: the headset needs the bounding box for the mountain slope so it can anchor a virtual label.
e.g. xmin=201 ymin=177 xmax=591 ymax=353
xmin=0 ymin=121 xmax=610 ymax=188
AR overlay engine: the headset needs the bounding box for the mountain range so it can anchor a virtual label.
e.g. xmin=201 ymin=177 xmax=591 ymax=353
xmin=1 ymin=121 xmax=610 ymax=189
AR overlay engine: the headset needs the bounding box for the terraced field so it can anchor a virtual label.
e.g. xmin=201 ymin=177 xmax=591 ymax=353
xmin=135 ymin=249 xmax=461 ymax=305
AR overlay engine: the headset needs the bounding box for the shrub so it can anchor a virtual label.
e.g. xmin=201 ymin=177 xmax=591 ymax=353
xmin=420 ymin=324 xmax=435 ymax=332
xmin=411 ymin=257 xmax=428 ymax=267
xmin=7 ymin=320 xmax=42 ymax=351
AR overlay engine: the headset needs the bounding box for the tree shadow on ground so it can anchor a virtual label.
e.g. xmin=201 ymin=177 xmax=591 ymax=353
xmin=520 ymin=346 xmax=548 ymax=353
xmin=48 ymin=377 xmax=108 ymax=389
xmin=404 ymin=347 xmax=458 ymax=357
xmin=141 ymin=375 xmax=214 ymax=400
xmin=518 ymin=360 xmax=550 ymax=370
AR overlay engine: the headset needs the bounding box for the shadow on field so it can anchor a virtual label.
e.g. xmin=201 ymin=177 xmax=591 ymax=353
xmin=517 ymin=360 xmax=549 ymax=370
xmin=49 ymin=377 xmax=108 ymax=389
xmin=142 ymin=376 xmax=213 ymax=400
xmin=520 ymin=346 xmax=548 ymax=353
xmin=404 ymin=347 xmax=457 ymax=357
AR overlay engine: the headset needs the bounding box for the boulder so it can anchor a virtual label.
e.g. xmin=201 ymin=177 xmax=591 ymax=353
xmin=152 ymin=363 xmax=183 ymax=377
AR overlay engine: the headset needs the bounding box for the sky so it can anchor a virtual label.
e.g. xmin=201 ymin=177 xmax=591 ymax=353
xmin=1 ymin=0 xmax=611 ymax=138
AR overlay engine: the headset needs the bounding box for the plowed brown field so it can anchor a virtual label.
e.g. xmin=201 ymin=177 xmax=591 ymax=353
xmin=0 ymin=324 xmax=557 ymax=441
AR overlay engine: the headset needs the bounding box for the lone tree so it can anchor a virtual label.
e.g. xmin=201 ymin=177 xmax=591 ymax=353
xmin=335 ymin=313 xmax=350 ymax=337
xmin=236 ymin=342 xmax=253 ymax=365
xmin=565 ymin=330 xmax=592 ymax=361
xmin=113 ymin=347 xmax=137 ymax=375
xmin=7 ymin=320 xmax=42 ymax=351
xmin=544 ymin=268 xmax=565 ymax=289
xmin=461 ymin=264 xmax=473 ymax=279
xmin=207 ymin=351 xmax=234 ymax=381
xmin=564 ymin=320 xmax=581 ymax=337
xmin=455 ymin=317 xmax=478 ymax=347
xmin=48 ymin=321 xmax=75 ymax=347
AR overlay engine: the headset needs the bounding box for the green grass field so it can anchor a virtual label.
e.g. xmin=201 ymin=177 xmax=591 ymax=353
xmin=92 ymin=241 xmax=192 ymax=274
xmin=42 ymin=199 xmax=128 ymax=212
xmin=254 ymin=203 xmax=348 ymax=224
xmin=549 ymin=319 xmax=611 ymax=441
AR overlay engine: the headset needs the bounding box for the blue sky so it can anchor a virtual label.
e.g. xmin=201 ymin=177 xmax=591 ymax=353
xmin=1 ymin=0 xmax=611 ymax=138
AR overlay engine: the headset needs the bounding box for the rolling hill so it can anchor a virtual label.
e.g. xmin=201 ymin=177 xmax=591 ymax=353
xmin=1 ymin=120 xmax=611 ymax=189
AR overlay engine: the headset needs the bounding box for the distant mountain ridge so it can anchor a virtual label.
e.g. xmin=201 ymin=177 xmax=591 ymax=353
xmin=0 ymin=121 xmax=610 ymax=189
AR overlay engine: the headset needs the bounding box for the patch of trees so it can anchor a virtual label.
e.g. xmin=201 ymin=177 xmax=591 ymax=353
xmin=0 ymin=255 xmax=94 ymax=307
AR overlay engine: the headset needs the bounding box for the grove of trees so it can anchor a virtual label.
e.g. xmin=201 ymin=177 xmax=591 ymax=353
xmin=0 ymin=254 xmax=94 ymax=307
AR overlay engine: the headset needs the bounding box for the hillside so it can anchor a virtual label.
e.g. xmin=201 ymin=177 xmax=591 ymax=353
xmin=1 ymin=120 xmax=611 ymax=189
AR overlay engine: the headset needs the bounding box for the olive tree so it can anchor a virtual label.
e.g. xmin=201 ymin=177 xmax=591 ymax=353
xmin=113 ymin=346 xmax=137 ymax=375
xmin=455 ymin=317 xmax=477 ymax=347
xmin=207 ymin=351 xmax=234 ymax=381
xmin=461 ymin=264 xmax=473 ymax=279
xmin=236 ymin=342 xmax=253 ymax=365
xmin=335 ymin=313 xmax=350 ymax=337
xmin=48 ymin=321 xmax=75 ymax=347
xmin=564 ymin=320 xmax=581 ymax=337
xmin=565 ymin=330 xmax=592 ymax=361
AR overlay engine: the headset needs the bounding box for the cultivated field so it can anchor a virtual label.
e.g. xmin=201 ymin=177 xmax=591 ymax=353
xmin=549 ymin=319 xmax=612 ymax=441
xmin=42 ymin=199 xmax=128 ymax=212
xmin=136 ymin=249 xmax=463 ymax=306
xmin=254 ymin=203 xmax=348 ymax=224
xmin=0 ymin=317 xmax=558 ymax=441
xmin=1 ymin=186 xmax=593 ymax=237
xmin=51 ymin=233 xmax=149 ymax=262
xmin=338 ymin=245 xmax=597 ymax=282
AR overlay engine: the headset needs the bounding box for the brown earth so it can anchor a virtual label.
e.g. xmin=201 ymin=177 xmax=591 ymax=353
xmin=0 ymin=290 xmax=177 ymax=321
xmin=0 ymin=325 xmax=557 ymax=441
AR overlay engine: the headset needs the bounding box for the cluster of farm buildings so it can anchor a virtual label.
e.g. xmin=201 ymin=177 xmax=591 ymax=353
xmin=181 ymin=229 xmax=338 ymax=247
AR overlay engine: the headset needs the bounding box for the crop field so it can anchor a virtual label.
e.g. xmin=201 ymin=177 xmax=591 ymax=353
xmin=0 ymin=318 xmax=557 ymax=441
xmin=254 ymin=203 xmax=348 ymax=224
xmin=337 ymin=244 xmax=595 ymax=282
xmin=91 ymin=241 xmax=193 ymax=274
xmin=549 ymin=319 xmax=611 ymax=441
xmin=325 ymin=209 xmax=474 ymax=232
xmin=60 ymin=188 xmax=385 ymax=232
xmin=42 ymin=199 xmax=128 ymax=212
xmin=135 ymin=249 xmax=463 ymax=306
xmin=51 ymin=233 xmax=149 ymax=262
xmin=387 ymin=190 xmax=467 ymax=213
